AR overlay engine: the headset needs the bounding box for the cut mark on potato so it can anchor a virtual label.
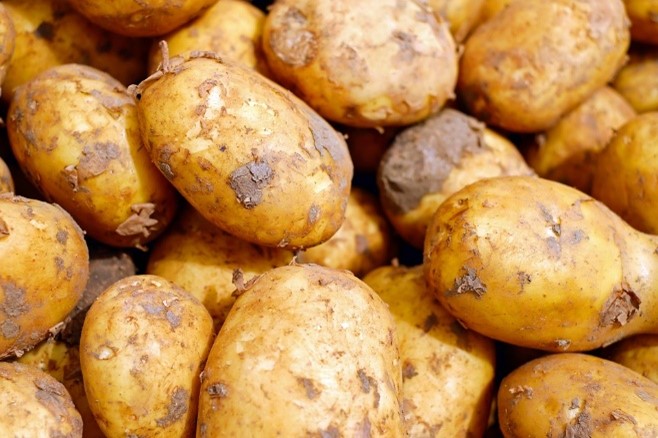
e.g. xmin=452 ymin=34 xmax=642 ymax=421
xmin=445 ymin=267 xmax=486 ymax=299
xmin=229 ymin=160 xmax=274 ymax=209
xmin=599 ymin=284 xmax=641 ymax=327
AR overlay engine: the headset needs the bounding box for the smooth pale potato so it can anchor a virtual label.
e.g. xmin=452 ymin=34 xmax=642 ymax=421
xmin=7 ymin=64 xmax=178 ymax=248
xmin=424 ymin=176 xmax=658 ymax=351
xmin=498 ymin=354 xmax=658 ymax=437
xmin=0 ymin=195 xmax=89 ymax=359
xmin=0 ymin=157 xmax=13 ymax=193
xmin=148 ymin=0 xmax=269 ymax=75
xmin=2 ymin=0 xmax=148 ymax=101
xmin=428 ymin=0 xmax=485 ymax=42
xmin=80 ymin=275 xmax=214 ymax=438
xmin=262 ymin=0 xmax=458 ymax=127
xmin=612 ymin=45 xmax=658 ymax=113
xmin=459 ymin=0 xmax=630 ymax=133
xmin=197 ymin=264 xmax=403 ymax=436
xmin=146 ymin=204 xmax=293 ymax=326
xmin=0 ymin=3 xmax=15 ymax=92
xmin=133 ymin=52 xmax=353 ymax=249
xmin=526 ymin=86 xmax=636 ymax=193
xmin=605 ymin=334 xmax=658 ymax=383
xmin=592 ymin=112 xmax=658 ymax=234
xmin=364 ymin=265 xmax=496 ymax=437
xmin=342 ymin=125 xmax=400 ymax=174
xmin=297 ymin=188 xmax=396 ymax=277
xmin=624 ymin=0 xmax=658 ymax=44
xmin=378 ymin=109 xmax=533 ymax=248
xmin=0 ymin=361 xmax=83 ymax=437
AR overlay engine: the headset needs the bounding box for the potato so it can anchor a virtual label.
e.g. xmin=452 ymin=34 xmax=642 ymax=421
xmin=262 ymin=0 xmax=458 ymax=128
xmin=80 ymin=275 xmax=214 ymax=437
xmin=197 ymin=264 xmax=403 ymax=436
xmin=458 ymin=0 xmax=630 ymax=133
xmin=592 ymin=112 xmax=658 ymax=234
xmin=7 ymin=64 xmax=179 ymax=248
xmin=0 ymin=157 xmax=13 ymax=193
xmin=498 ymin=353 xmax=658 ymax=437
xmin=133 ymin=52 xmax=353 ymax=249
xmin=624 ymin=0 xmax=658 ymax=45
xmin=342 ymin=125 xmax=400 ymax=174
xmin=0 ymin=195 xmax=88 ymax=359
xmin=424 ymin=176 xmax=658 ymax=351
xmin=0 ymin=361 xmax=82 ymax=437
xmin=526 ymin=86 xmax=636 ymax=193
xmin=363 ymin=265 xmax=496 ymax=437
xmin=0 ymin=3 xmax=15 ymax=92
xmin=477 ymin=0 xmax=514 ymax=24
xmin=2 ymin=0 xmax=148 ymax=101
xmin=148 ymin=0 xmax=269 ymax=76
xmin=605 ymin=334 xmax=658 ymax=384
xmin=146 ymin=204 xmax=293 ymax=326
xmin=378 ymin=109 xmax=533 ymax=248
xmin=297 ymin=188 xmax=396 ymax=277
xmin=612 ymin=45 xmax=658 ymax=113
xmin=427 ymin=0 xmax=485 ymax=42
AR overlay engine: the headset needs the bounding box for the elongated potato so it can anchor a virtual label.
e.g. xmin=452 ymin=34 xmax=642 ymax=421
xmin=0 ymin=195 xmax=89 ymax=359
xmin=197 ymin=264 xmax=403 ymax=436
xmin=0 ymin=3 xmax=15 ymax=92
xmin=612 ymin=45 xmax=658 ymax=113
xmin=498 ymin=354 xmax=658 ymax=437
xmin=133 ymin=52 xmax=353 ymax=249
xmin=0 ymin=157 xmax=13 ymax=193
xmin=605 ymin=334 xmax=658 ymax=384
xmin=364 ymin=265 xmax=496 ymax=437
xmin=624 ymin=0 xmax=658 ymax=45
xmin=428 ymin=0 xmax=485 ymax=42
xmin=459 ymin=0 xmax=630 ymax=132
xmin=80 ymin=275 xmax=214 ymax=438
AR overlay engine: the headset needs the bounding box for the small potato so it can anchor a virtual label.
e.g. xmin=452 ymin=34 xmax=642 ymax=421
xmin=0 ymin=3 xmax=15 ymax=91
xmin=0 ymin=361 xmax=82 ymax=437
xmin=0 ymin=157 xmax=13 ymax=193
xmin=605 ymin=334 xmax=658 ymax=384
xmin=262 ymin=0 xmax=458 ymax=127
xmin=8 ymin=64 xmax=178 ymax=248
xmin=197 ymin=264 xmax=403 ymax=436
xmin=427 ymin=0 xmax=485 ymax=42
xmin=80 ymin=275 xmax=214 ymax=438
xmin=342 ymin=125 xmax=400 ymax=174
xmin=498 ymin=354 xmax=658 ymax=437
xmin=297 ymin=188 xmax=396 ymax=277
xmin=526 ymin=86 xmax=636 ymax=193
xmin=364 ymin=265 xmax=496 ymax=438
xmin=624 ymin=0 xmax=658 ymax=45
xmin=0 ymin=195 xmax=89 ymax=359
xmin=612 ymin=45 xmax=658 ymax=113
xmin=459 ymin=0 xmax=630 ymax=132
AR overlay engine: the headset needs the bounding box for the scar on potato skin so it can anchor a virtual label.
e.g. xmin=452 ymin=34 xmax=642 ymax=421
xmin=446 ymin=267 xmax=487 ymax=299
xmin=269 ymin=7 xmax=317 ymax=68
xmin=115 ymin=203 xmax=158 ymax=238
xmin=229 ymin=160 xmax=274 ymax=209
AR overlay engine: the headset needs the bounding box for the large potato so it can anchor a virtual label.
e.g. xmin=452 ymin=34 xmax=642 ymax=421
xmin=458 ymin=0 xmax=630 ymax=132
xmin=605 ymin=334 xmax=658 ymax=384
xmin=133 ymin=52 xmax=353 ymax=249
xmin=364 ymin=265 xmax=496 ymax=437
xmin=612 ymin=45 xmax=658 ymax=113
xmin=197 ymin=264 xmax=403 ymax=436
xmin=0 ymin=3 xmax=15 ymax=92
xmin=262 ymin=0 xmax=458 ymax=127
xmin=0 ymin=157 xmax=13 ymax=193
xmin=80 ymin=275 xmax=214 ymax=437
xmin=0 ymin=195 xmax=88 ymax=359
xmin=624 ymin=0 xmax=658 ymax=45
xmin=8 ymin=64 xmax=178 ymax=248
xmin=427 ymin=0 xmax=485 ymax=42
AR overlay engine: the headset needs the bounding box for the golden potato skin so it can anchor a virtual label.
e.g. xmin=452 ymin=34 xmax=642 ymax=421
xmin=7 ymin=64 xmax=178 ymax=248
xmin=624 ymin=0 xmax=658 ymax=45
xmin=147 ymin=205 xmax=293 ymax=326
xmin=605 ymin=334 xmax=658 ymax=384
xmin=80 ymin=275 xmax=214 ymax=438
xmin=134 ymin=53 xmax=353 ymax=249
xmin=0 ymin=3 xmax=15 ymax=91
xmin=0 ymin=157 xmax=13 ymax=193
xmin=0 ymin=195 xmax=89 ymax=359
xmin=364 ymin=265 xmax=496 ymax=438
xmin=612 ymin=46 xmax=658 ymax=113
xmin=459 ymin=0 xmax=630 ymax=133
xmin=526 ymin=86 xmax=636 ymax=193
xmin=498 ymin=354 xmax=658 ymax=437
xmin=263 ymin=0 xmax=458 ymax=127
xmin=2 ymin=0 xmax=148 ymax=101
xmin=428 ymin=0 xmax=485 ymax=42
xmin=0 ymin=361 xmax=83 ymax=437
xmin=424 ymin=176 xmax=658 ymax=352
xmin=198 ymin=264 xmax=403 ymax=437
xmin=477 ymin=0 xmax=514 ymax=24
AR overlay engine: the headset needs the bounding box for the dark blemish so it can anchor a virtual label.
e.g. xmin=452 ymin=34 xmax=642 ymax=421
xmin=570 ymin=398 xmax=580 ymax=409
xmin=0 ymin=217 xmax=8 ymax=237
xmin=518 ymin=272 xmax=531 ymax=291
xmin=297 ymin=377 xmax=320 ymax=399
xmin=610 ymin=409 xmax=636 ymax=424
xmin=570 ymin=229 xmax=586 ymax=244
xmin=165 ymin=310 xmax=181 ymax=329
xmin=0 ymin=320 xmax=19 ymax=339
xmin=423 ymin=313 xmax=438 ymax=332
xmin=55 ymin=256 xmax=64 ymax=272
xmin=118 ymin=47 xmax=134 ymax=60
xmin=564 ymin=409 xmax=592 ymax=438
xmin=56 ymin=229 xmax=68 ymax=245
xmin=158 ymin=145 xmax=177 ymax=180
xmin=357 ymin=369 xmax=371 ymax=393
xmin=320 ymin=425 xmax=340 ymax=438
xmin=77 ymin=143 xmax=121 ymax=180
xmin=551 ymin=223 xmax=561 ymax=236
xmin=207 ymin=383 xmax=229 ymax=398
xmin=155 ymin=387 xmax=188 ymax=427
xmin=268 ymin=7 xmax=317 ymax=67
xmin=402 ymin=361 xmax=418 ymax=380
xmin=308 ymin=204 xmax=320 ymax=225
xmin=446 ymin=267 xmax=487 ymax=299
xmin=115 ymin=203 xmax=158 ymax=238
xmin=35 ymin=22 xmax=55 ymax=41
xmin=159 ymin=162 xmax=175 ymax=180
xmin=229 ymin=160 xmax=274 ymax=209
xmin=1 ymin=282 xmax=29 ymax=317
xmin=546 ymin=236 xmax=561 ymax=259
xmin=357 ymin=416 xmax=371 ymax=438
xmin=599 ymin=284 xmax=641 ymax=327
xmin=355 ymin=235 xmax=369 ymax=254
xmin=63 ymin=165 xmax=79 ymax=192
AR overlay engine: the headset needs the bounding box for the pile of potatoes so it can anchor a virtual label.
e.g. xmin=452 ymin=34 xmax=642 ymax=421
xmin=1 ymin=0 xmax=658 ymax=436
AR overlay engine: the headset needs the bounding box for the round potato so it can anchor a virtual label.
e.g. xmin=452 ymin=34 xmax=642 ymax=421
xmin=80 ymin=275 xmax=214 ymax=438
xmin=342 ymin=125 xmax=399 ymax=174
xmin=612 ymin=45 xmax=658 ymax=113
xmin=133 ymin=52 xmax=353 ymax=249
xmin=262 ymin=0 xmax=458 ymax=127
xmin=0 ymin=195 xmax=89 ymax=359
xmin=0 ymin=361 xmax=82 ymax=437
xmin=0 ymin=157 xmax=13 ymax=193
xmin=197 ymin=264 xmax=403 ymax=436
xmin=605 ymin=334 xmax=658 ymax=384
xmin=7 ymin=64 xmax=178 ymax=248
xmin=0 ymin=3 xmax=15 ymax=92
xmin=477 ymin=0 xmax=514 ymax=24
xmin=428 ymin=0 xmax=485 ymax=42
xmin=624 ymin=0 xmax=658 ymax=45
xmin=458 ymin=0 xmax=630 ymax=132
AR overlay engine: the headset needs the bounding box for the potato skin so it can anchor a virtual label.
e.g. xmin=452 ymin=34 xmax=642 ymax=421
xmin=612 ymin=45 xmax=658 ymax=113
xmin=134 ymin=53 xmax=353 ymax=249
xmin=0 ymin=195 xmax=89 ymax=359
xmin=263 ymin=0 xmax=458 ymax=127
xmin=0 ymin=361 xmax=83 ymax=437
xmin=605 ymin=334 xmax=658 ymax=384
xmin=80 ymin=275 xmax=214 ymax=438
xmin=0 ymin=3 xmax=15 ymax=91
xmin=459 ymin=0 xmax=630 ymax=133
xmin=624 ymin=0 xmax=658 ymax=44
xmin=364 ymin=265 xmax=495 ymax=438
xmin=498 ymin=354 xmax=658 ymax=437
xmin=428 ymin=0 xmax=485 ymax=42
xmin=477 ymin=0 xmax=514 ymax=24
xmin=0 ymin=157 xmax=13 ymax=193
xmin=197 ymin=264 xmax=403 ymax=437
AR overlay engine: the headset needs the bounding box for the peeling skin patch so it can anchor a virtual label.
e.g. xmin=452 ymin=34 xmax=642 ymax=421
xmin=599 ymin=284 xmax=641 ymax=327
xmin=156 ymin=387 xmax=188 ymax=427
xmin=1 ymin=282 xmax=29 ymax=317
xmin=229 ymin=160 xmax=274 ymax=209
xmin=446 ymin=267 xmax=487 ymax=299
xmin=0 ymin=320 xmax=19 ymax=339
xmin=297 ymin=377 xmax=320 ymax=399
xmin=56 ymin=229 xmax=68 ymax=245
xmin=610 ymin=409 xmax=636 ymax=424
xmin=563 ymin=409 xmax=593 ymax=438
xmin=77 ymin=143 xmax=121 ymax=180
xmin=269 ymin=7 xmax=317 ymax=67
xmin=207 ymin=382 xmax=229 ymax=398
xmin=116 ymin=203 xmax=158 ymax=238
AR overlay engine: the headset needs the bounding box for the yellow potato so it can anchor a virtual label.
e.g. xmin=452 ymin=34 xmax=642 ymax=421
xmin=364 ymin=265 xmax=496 ymax=437
xmin=0 ymin=157 xmax=13 ymax=193
xmin=7 ymin=64 xmax=178 ymax=248
xmin=612 ymin=45 xmax=658 ymax=113
xmin=605 ymin=334 xmax=658 ymax=384
xmin=458 ymin=0 xmax=630 ymax=132
xmin=197 ymin=264 xmax=403 ymax=436
xmin=0 ymin=3 xmax=15 ymax=92
xmin=624 ymin=0 xmax=658 ymax=45
xmin=477 ymin=0 xmax=514 ymax=24
xmin=262 ymin=0 xmax=458 ymax=127
xmin=80 ymin=275 xmax=214 ymax=437
xmin=428 ymin=0 xmax=485 ymax=42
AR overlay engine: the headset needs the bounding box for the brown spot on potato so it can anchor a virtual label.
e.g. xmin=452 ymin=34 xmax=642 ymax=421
xmin=1 ymin=282 xmax=29 ymax=317
xmin=229 ymin=160 xmax=274 ymax=209
xmin=156 ymin=387 xmax=188 ymax=427
xmin=609 ymin=409 xmax=636 ymax=424
xmin=402 ymin=361 xmax=418 ymax=380
xmin=357 ymin=369 xmax=372 ymax=393
xmin=115 ymin=203 xmax=158 ymax=238
xmin=0 ymin=217 xmax=8 ymax=238
xmin=570 ymin=230 xmax=586 ymax=244
xmin=446 ymin=267 xmax=486 ymax=299
xmin=198 ymin=78 xmax=218 ymax=98
xmin=308 ymin=204 xmax=320 ymax=224
xmin=54 ymin=256 xmax=64 ymax=272
xmin=63 ymin=165 xmax=79 ymax=192
xmin=517 ymin=272 xmax=531 ymax=291
xmin=599 ymin=284 xmax=641 ymax=327
xmin=165 ymin=310 xmax=181 ymax=329
xmin=546 ymin=236 xmax=561 ymax=259
xmin=0 ymin=320 xmax=19 ymax=339
xmin=509 ymin=385 xmax=533 ymax=401
xmin=90 ymin=90 xmax=130 ymax=118
xmin=297 ymin=377 xmax=320 ymax=399
xmin=269 ymin=7 xmax=317 ymax=67
xmin=422 ymin=313 xmax=438 ymax=332
xmin=564 ymin=409 xmax=592 ymax=438
xmin=77 ymin=143 xmax=121 ymax=180
xmin=207 ymin=382 xmax=229 ymax=398
xmin=357 ymin=416 xmax=372 ymax=438
xmin=34 ymin=22 xmax=55 ymax=41
xmin=56 ymin=229 xmax=68 ymax=245
xmin=320 ymin=425 xmax=340 ymax=438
